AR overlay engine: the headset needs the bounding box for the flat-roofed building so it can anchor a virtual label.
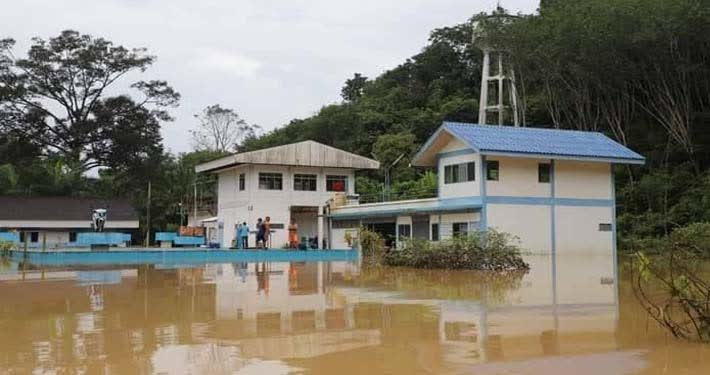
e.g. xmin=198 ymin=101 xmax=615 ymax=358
xmin=195 ymin=140 xmax=380 ymax=248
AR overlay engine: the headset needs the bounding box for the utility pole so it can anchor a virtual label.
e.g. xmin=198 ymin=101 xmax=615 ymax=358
xmin=384 ymin=153 xmax=406 ymax=202
xmin=193 ymin=181 xmax=198 ymax=226
xmin=145 ymin=180 xmax=152 ymax=247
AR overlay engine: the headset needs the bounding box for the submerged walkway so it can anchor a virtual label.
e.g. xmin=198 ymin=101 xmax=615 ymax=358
xmin=9 ymin=249 xmax=358 ymax=266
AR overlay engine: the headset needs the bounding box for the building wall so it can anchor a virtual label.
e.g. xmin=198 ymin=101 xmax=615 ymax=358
xmin=555 ymin=161 xmax=612 ymax=200
xmin=429 ymin=212 xmax=480 ymax=240
xmin=555 ymin=206 xmax=613 ymax=254
xmin=486 ymin=156 xmax=551 ymax=198
xmin=487 ymin=204 xmax=552 ymax=253
xmin=438 ymin=152 xmax=481 ymax=199
xmin=216 ymin=164 xmax=355 ymax=248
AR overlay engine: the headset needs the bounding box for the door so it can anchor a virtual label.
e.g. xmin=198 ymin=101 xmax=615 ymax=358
xmin=412 ymin=215 xmax=430 ymax=240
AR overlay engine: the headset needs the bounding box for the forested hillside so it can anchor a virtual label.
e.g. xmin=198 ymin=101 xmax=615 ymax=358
xmin=242 ymin=0 xmax=710 ymax=245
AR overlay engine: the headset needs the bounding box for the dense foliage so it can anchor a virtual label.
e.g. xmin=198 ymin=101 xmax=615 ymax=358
xmin=358 ymin=227 xmax=528 ymax=271
xmin=384 ymin=230 xmax=529 ymax=271
xmin=632 ymin=222 xmax=710 ymax=342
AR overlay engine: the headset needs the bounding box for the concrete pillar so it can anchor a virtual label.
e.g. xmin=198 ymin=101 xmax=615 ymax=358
xmin=317 ymin=211 xmax=324 ymax=249
xmin=315 ymin=309 xmax=326 ymax=331
xmin=281 ymin=311 xmax=292 ymax=334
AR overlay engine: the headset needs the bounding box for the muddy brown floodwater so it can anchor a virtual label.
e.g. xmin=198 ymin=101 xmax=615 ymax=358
xmin=0 ymin=254 xmax=708 ymax=374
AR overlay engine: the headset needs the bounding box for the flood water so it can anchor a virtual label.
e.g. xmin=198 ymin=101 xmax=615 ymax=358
xmin=0 ymin=254 xmax=708 ymax=374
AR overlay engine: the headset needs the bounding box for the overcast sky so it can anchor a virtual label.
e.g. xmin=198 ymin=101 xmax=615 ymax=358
xmin=2 ymin=0 xmax=538 ymax=153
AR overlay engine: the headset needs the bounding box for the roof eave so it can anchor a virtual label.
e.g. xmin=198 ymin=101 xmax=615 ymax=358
xmin=479 ymin=150 xmax=646 ymax=165
xmin=411 ymin=124 xmax=479 ymax=167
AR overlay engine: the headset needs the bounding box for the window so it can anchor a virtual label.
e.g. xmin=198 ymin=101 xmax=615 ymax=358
xmin=239 ymin=173 xmax=246 ymax=191
xmin=69 ymin=232 xmax=77 ymax=242
xmin=444 ymin=162 xmax=475 ymax=184
xmin=431 ymin=223 xmax=439 ymax=241
xmin=486 ymin=160 xmax=499 ymax=181
xmin=599 ymin=223 xmax=613 ymax=232
xmin=30 ymin=231 xmax=39 ymax=243
xmin=538 ymin=163 xmax=551 ymax=183
xmin=259 ymin=173 xmax=283 ymax=190
xmin=452 ymin=222 xmax=469 ymax=237
xmin=294 ymin=174 xmax=317 ymax=191
xmin=398 ymin=224 xmax=411 ymax=238
xmin=326 ymin=175 xmax=348 ymax=192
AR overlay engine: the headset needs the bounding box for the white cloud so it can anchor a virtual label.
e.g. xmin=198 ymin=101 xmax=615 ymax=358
xmin=192 ymin=49 xmax=262 ymax=78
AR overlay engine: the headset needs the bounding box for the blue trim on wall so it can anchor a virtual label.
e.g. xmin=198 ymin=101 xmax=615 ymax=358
xmin=485 ymin=196 xmax=613 ymax=207
xmin=480 ymin=155 xmax=488 ymax=231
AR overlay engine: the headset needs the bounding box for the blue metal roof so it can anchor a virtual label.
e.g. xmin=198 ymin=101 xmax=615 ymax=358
xmin=418 ymin=122 xmax=645 ymax=164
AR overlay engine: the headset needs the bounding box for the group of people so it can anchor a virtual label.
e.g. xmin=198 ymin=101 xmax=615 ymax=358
xmin=236 ymin=216 xmax=272 ymax=249
xmin=234 ymin=217 xmax=301 ymax=250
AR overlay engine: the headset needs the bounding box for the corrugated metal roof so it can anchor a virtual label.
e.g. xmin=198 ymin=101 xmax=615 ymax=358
xmin=196 ymin=140 xmax=380 ymax=173
xmin=412 ymin=122 xmax=645 ymax=166
xmin=0 ymin=196 xmax=138 ymax=222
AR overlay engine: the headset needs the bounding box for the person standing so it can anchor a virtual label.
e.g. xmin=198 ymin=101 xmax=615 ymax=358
xmin=240 ymin=222 xmax=250 ymax=249
xmin=255 ymin=218 xmax=265 ymax=249
xmin=235 ymin=223 xmax=242 ymax=249
xmin=288 ymin=218 xmax=299 ymax=249
xmin=263 ymin=216 xmax=272 ymax=249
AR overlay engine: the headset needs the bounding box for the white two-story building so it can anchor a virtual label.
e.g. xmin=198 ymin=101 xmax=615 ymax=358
xmin=328 ymin=122 xmax=644 ymax=254
xmin=195 ymin=141 xmax=380 ymax=248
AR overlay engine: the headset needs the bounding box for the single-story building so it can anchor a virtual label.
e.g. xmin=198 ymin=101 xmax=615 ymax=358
xmin=194 ymin=140 xmax=380 ymax=248
xmin=0 ymin=196 xmax=139 ymax=249
xmin=328 ymin=122 xmax=644 ymax=254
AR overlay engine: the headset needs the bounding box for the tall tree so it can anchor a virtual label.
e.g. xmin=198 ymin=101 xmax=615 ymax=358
xmin=191 ymin=104 xmax=259 ymax=152
xmin=341 ymin=73 xmax=368 ymax=102
xmin=0 ymin=30 xmax=179 ymax=173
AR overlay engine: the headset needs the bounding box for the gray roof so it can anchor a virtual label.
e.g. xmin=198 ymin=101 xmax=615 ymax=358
xmin=195 ymin=140 xmax=380 ymax=173
xmin=0 ymin=196 xmax=139 ymax=221
xmin=413 ymin=122 xmax=645 ymax=167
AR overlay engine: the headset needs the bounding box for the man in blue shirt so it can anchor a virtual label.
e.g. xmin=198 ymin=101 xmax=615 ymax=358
xmin=239 ymin=222 xmax=250 ymax=249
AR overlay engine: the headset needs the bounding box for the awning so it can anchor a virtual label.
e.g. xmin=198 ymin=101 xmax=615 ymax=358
xmin=329 ymin=197 xmax=482 ymax=220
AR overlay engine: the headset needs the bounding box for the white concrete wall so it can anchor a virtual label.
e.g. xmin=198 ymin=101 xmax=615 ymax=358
xmin=555 ymin=161 xmax=612 ymax=199
xmin=487 ymin=204 xmax=552 ymax=254
xmin=485 ymin=157 xmax=551 ymax=197
xmin=430 ymin=212 xmax=480 ymax=240
xmin=438 ymin=153 xmax=481 ymax=199
xmin=555 ymin=206 xmax=613 ymax=254
xmin=217 ymin=164 xmax=355 ymax=248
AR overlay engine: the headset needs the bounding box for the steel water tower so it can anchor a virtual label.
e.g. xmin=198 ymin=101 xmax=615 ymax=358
xmin=473 ymin=6 xmax=522 ymax=126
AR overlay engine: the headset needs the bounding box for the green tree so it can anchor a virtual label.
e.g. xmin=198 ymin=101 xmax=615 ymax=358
xmin=341 ymin=73 xmax=368 ymax=102
xmin=0 ymin=30 xmax=179 ymax=174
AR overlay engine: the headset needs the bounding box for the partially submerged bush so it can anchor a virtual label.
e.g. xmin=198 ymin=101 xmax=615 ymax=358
xmin=669 ymin=222 xmax=710 ymax=257
xmin=632 ymin=222 xmax=710 ymax=342
xmin=0 ymin=241 xmax=15 ymax=256
xmin=358 ymin=227 xmax=386 ymax=258
xmin=383 ymin=230 xmax=529 ymax=271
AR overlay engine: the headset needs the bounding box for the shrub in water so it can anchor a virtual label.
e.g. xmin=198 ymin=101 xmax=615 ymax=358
xmin=383 ymin=230 xmax=529 ymax=271
xmin=358 ymin=227 xmax=386 ymax=258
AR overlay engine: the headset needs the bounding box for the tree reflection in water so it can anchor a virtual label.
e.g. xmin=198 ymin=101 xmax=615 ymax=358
xmin=350 ymin=264 xmax=528 ymax=305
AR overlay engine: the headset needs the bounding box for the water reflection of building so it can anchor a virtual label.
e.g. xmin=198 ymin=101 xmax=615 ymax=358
xmin=0 ymin=256 xmax=622 ymax=373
